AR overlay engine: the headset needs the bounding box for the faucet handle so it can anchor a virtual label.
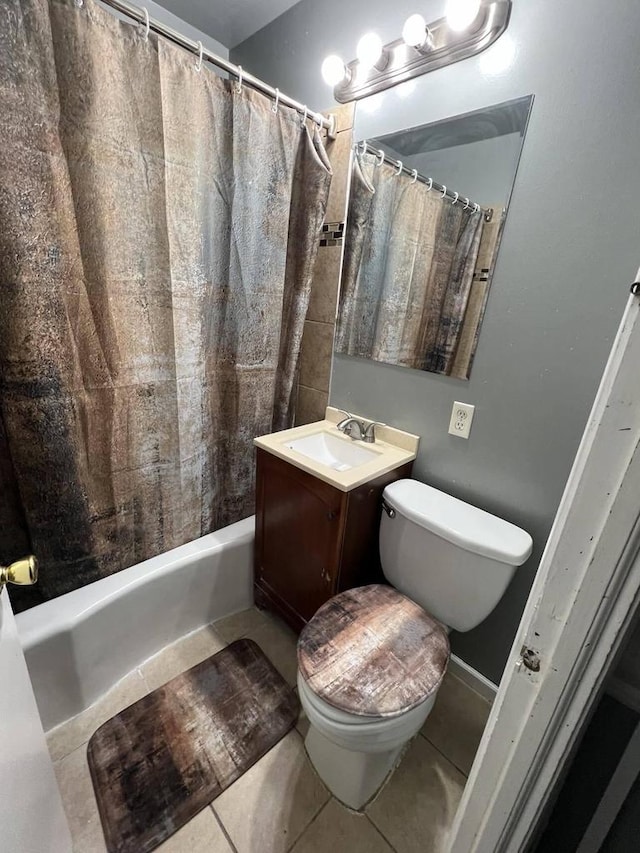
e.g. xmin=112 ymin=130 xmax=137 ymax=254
xmin=363 ymin=421 xmax=385 ymax=443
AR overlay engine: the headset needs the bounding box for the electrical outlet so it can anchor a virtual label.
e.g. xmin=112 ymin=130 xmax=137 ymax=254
xmin=448 ymin=401 xmax=475 ymax=439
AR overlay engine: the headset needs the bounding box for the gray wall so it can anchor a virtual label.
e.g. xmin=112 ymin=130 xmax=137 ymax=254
xmin=234 ymin=0 xmax=640 ymax=683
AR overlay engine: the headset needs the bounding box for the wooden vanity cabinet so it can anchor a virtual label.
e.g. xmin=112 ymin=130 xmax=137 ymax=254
xmin=254 ymin=447 xmax=413 ymax=633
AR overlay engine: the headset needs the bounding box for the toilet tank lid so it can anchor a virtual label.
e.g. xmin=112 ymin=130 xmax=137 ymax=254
xmin=383 ymin=480 xmax=533 ymax=566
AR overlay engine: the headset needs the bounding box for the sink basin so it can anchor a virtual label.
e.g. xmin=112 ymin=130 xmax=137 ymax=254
xmin=285 ymin=431 xmax=379 ymax=471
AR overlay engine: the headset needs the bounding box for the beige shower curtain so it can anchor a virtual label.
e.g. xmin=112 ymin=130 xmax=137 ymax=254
xmin=0 ymin=0 xmax=331 ymax=605
xmin=336 ymin=153 xmax=490 ymax=376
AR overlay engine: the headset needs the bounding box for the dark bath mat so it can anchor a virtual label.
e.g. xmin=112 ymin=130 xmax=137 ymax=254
xmin=87 ymin=638 xmax=299 ymax=853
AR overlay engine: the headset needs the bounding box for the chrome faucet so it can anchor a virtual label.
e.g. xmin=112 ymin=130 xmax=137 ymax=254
xmin=336 ymin=412 xmax=381 ymax=444
xmin=337 ymin=416 xmax=366 ymax=441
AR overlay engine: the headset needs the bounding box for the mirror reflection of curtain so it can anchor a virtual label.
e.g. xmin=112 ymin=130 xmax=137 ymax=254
xmin=336 ymin=153 xmax=500 ymax=378
xmin=0 ymin=0 xmax=331 ymax=605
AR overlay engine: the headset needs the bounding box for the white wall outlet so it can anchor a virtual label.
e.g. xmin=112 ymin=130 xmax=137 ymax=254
xmin=448 ymin=401 xmax=475 ymax=439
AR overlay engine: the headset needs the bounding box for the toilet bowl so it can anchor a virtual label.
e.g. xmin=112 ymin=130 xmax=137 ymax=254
xmin=298 ymin=669 xmax=436 ymax=810
xmin=297 ymin=478 xmax=533 ymax=810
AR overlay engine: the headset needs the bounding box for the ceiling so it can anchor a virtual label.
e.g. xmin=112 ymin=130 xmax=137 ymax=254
xmin=157 ymin=0 xmax=302 ymax=49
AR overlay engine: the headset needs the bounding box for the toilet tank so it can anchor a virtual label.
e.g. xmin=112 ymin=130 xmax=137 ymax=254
xmin=380 ymin=480 xmax=533 ymax=633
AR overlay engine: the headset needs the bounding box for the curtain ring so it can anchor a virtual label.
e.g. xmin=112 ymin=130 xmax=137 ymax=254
xmin=395 ymin=159 xmax=403 ymax=175
xmin=451 ymin=192 xmax=459 ymax=205
xmin=141 ymin=7 xmax=150 ymax=41
xmin=272 ymin=88 xmax=280 ymax=113
xmin=300 ymin=105 xmax=308 ymax=127
xmin=410 ymin=169 xmax=418 ymax=183
xmin=474 ymin=203 xmax=480 ymax=214
xmin=360 ymin=140 xmax=368 ymax=156
xmin=463 ymin=197 xmax=470 ymax=210
xmin=440 ymin=185 xmax=447 ymax=199
xmin=426 ymin=178 xmax=433 ymax=191
xmin=315 ymin=112 xmax=323 ymax=130
xmin=376 ymin=149 xmax=385 ymax=166
xmin=235 ymin=65 xmax=243 ymax=92
xmin=195 ymin=41 xmax=203 ymax=72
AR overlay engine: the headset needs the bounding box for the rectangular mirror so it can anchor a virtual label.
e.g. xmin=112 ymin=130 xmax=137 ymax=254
xmin=335 ymin=95 xmax=533 ymax=379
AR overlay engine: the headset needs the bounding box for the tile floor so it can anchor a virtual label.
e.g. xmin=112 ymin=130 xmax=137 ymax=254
xmin=49 ymin=607 xmax=492 ymax=853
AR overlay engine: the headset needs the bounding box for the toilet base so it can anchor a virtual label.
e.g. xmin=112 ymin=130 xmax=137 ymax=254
xmin=304 ymin=725 xmax=405 ymax=811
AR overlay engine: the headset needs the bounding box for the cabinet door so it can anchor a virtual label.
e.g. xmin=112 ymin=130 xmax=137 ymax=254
xmin=256 ymin=450 xmax=343 ymax=623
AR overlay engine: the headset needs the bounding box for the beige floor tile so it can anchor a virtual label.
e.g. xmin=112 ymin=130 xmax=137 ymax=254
xmin=243 ymin=614 xmax=300 ymax=686
xmin=367 ymin=736 xmax=465 ymax=853
xmin=55 ymin=748 xmax=233 ymax=853
xmin=421 ymin=673 xmax=492 ymax=776
xmin=291 ymin=798 xmax=393 ymax=853
xmin=214 ymin=731 xmax=329 ymax=853
xmin=157 ymin=808 xmax=233 ymax=852
xmin=140 ymin=624 xmax=226 ymax=692
xmin=47 ymin=669 xmax=148 ymax=762
xmin=213 ymin=606 xmax=270 ymax=644
xmin=54 ymin=745 xmax=106 ymax=853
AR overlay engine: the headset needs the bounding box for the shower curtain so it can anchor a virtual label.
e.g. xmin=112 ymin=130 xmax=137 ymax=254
xmin=336 ymin=153 xmax=492 ymax=376
xmin=0 ymin=0 xmax=331 ymax=606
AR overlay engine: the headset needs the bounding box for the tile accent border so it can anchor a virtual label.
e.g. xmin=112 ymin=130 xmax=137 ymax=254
xmin=320 ymin=221 xmax=345 ymax=246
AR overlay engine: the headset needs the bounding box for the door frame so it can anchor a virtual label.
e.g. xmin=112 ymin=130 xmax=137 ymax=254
xmin=448 ymin=288 xmax=640 ymax=852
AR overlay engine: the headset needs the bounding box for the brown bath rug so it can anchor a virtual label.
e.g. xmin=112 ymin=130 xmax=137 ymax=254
xmin=87 ymin=638 xmax=298 ymax=853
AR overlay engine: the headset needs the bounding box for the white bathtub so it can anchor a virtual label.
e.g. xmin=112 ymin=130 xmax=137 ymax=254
xmin=16 ymin=517 xmax=255 ymax=732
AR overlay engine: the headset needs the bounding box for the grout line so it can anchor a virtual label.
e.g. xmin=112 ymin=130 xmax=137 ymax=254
xmin=365 ymin=813 xmax=398 ymax=852
xmin=210 ymin=805 xmax=239 ymax=853
xmin=420 ymin=731 xmax=470 ymax=780
xmin=285 ymin=797 xmax=332 ymax=853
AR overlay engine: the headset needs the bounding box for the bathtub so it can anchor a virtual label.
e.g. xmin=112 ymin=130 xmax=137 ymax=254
xmin=16 ymin=517 xmax=254 ymax=732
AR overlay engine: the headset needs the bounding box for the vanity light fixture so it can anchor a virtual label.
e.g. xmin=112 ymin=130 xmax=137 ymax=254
xmin=356 ymin=32 xmax=386 ymax=70
xmin=323 ymin=0 xmax=512 ymax=103
xmin=321 ymin=54 xmax=348 ymax=86
xmin=446 ymin=0 xmax=482 ymax=32
xmin=402 ymin=14 xmax=432 ymax=51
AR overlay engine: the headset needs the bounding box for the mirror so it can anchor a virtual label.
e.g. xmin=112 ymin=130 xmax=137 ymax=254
xmin=335 ymin=96 xmax=533 ymax=380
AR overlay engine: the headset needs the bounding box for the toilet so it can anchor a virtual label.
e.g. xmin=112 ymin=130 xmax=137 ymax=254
xmin=296 ymin=478 xmax=533 ymax=810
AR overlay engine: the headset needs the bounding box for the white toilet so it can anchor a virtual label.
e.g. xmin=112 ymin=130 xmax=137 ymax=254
xmin=296 ymin=478 xmax=533 ymax=810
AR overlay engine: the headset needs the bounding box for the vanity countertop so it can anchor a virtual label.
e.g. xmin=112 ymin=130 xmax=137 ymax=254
xmin=254 ymin=407 xmax=419 ymax=492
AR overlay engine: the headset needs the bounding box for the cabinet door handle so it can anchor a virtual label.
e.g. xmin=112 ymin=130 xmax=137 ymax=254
xmin=321 ymin=568 xmax=332 ymax=584
xmin=327 ymin=510 xmax=338 ymax=521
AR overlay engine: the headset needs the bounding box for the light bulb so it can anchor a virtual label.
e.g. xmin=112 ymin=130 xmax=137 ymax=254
xmin=321 ymin=54 xmax=347 ymax=86
xmin=446 ymin=0 xmax=481 ymax=32
xmin=402 ymin=14 xmax=428 ymax=48
xmin=357 ymin=32 xmax=383 ymax=70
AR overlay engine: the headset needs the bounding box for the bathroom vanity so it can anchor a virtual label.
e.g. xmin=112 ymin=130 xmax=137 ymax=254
xmin=253 ymin=409 xmax=419 ymax=631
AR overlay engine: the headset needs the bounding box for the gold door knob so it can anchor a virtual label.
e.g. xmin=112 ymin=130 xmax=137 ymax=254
xmin=0 ymin=556 xmax=38 ymax=591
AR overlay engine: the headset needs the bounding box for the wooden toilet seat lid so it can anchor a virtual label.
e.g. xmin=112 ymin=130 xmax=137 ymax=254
xmin=297 ymin=584 xmax=450 ymax=718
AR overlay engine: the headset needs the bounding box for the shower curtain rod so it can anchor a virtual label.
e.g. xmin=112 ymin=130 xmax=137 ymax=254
xmin=358 ymin=143 xmax=493 ymax=222
xmin=98 ymin=0 xmax=335 ymax=134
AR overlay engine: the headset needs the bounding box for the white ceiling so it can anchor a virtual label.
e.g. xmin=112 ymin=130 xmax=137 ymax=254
xmin=157 ymin=0 xmax=302 ymax=49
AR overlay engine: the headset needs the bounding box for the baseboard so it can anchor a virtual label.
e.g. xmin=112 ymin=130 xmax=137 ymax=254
xmin=449 ymin=654 xmax=499 ymax=703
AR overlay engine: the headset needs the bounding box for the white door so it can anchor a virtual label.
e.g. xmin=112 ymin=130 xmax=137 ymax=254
xmin=449 ymin=289 xmax=640 ymax=852
xmin=0 ymin=586 xmax=71 ymax=853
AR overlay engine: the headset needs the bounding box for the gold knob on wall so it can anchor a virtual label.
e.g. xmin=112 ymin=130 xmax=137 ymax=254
xmin=0 ymin=556 xmax=38 ymax=592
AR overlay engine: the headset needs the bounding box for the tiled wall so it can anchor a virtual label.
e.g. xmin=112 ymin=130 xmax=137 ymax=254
xmin=296 ymin=102 xmax=354 ymax=425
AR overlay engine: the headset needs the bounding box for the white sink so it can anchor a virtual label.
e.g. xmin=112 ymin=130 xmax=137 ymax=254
xmin=284 ymin=431 xmax=379 ymax=471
